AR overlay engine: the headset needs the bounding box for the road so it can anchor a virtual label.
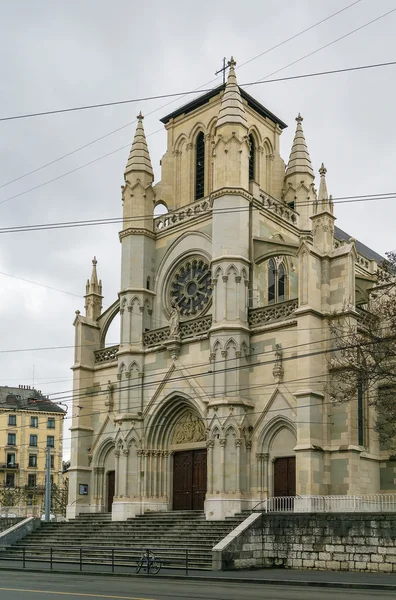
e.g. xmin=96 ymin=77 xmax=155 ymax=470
xmin=0 ymin=571 xmax=394 ymax=600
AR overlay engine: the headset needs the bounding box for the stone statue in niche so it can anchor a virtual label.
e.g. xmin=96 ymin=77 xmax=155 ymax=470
xmin=273 ymin=343 xmax=284 ymax=384
xmin=105 ymin=380 xmax=115 ymax=411
xmin=173 ymin=411 xmax=206 ymax=444
xmin=168 ymin=300 xmax=180 ymax=338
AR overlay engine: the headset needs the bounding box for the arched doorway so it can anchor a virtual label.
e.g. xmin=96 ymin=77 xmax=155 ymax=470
xmin=146 ymin=397 xmax=208 ymax=511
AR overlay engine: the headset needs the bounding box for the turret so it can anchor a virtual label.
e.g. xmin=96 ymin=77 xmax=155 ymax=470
xmin=283 ymin=114 xmax=316 ymax=230
xmin=84 ymin=257 xmax=103 ymax=321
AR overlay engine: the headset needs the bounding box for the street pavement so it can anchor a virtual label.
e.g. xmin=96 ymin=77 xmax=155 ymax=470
xmin=0 ymin=571 xmax=396 ymax=600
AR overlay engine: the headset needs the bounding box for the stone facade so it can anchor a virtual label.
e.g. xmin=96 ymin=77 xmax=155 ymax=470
xmin=67 ymin=58 xmax=390 ymax=522
xmin=213 ymin=512 xmax=396 ymax=573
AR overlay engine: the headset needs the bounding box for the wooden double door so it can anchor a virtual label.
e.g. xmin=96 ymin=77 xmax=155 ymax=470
xmin=173 ymin=450 xmax=207 ymax=511
xmin=107 ymin=471 xmax=115 ymax=512
xmin=273 ymin=457 xmax=296 ymax=497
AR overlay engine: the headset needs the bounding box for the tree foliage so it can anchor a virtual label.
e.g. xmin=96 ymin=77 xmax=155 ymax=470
xmin=329 ymin=251 xmax=396 ymax=450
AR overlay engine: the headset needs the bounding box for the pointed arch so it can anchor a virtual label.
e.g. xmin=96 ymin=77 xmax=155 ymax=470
xmin=145 ymin=392 xmax=207 ymax=449
xmin=225 ymin=264 xmax=239 ymax=278
xmin=93 ymin=437 xmax=115 ymax=468
xmin=258 ymin=415 xmax=296 ymax=454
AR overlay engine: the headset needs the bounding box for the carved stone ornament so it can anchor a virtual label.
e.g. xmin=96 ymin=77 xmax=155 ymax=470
xmin=172 ymin=411 xmax=206 ymax=444
xmin=169 ymin=257 xmax=212 ymax=319
xmin=273 ymin=343 xmax=284 ymax=384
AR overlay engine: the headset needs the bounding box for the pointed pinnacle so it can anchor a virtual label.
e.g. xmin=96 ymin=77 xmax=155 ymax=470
xmin=125 ymin=114 xmax=154 ymax=177
xmin=285 ymin=113 xmax=314 ymax=178
xmin=217 ymin=56 xmax=247 ymax=129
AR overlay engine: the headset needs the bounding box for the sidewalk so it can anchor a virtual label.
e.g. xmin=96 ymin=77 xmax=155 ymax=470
xmin=0 ymin=558 xmax=395 ymax=590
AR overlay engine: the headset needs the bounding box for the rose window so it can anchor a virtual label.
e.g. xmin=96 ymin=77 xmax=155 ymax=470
xmin=169 ymin=257 xmax=212 ymax=318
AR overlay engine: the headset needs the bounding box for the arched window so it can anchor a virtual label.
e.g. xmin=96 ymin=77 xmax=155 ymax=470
xmin=268 ymin=258 xmax=287 ymax=304
xmin=249 ymin=134 xmax=255 ymax=181
xmin=268 ymin=259 xmax=276 ymax=303
xmin=195 ymin=132 xmax=205 ymax=200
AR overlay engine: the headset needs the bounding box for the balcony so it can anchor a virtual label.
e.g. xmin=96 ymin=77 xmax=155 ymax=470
xmin=0 ymin=463 xmax=19 ymax=471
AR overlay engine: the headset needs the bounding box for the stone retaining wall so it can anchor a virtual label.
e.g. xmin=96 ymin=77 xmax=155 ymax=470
xmin=212 ymin=513 xmax=396 ymax=572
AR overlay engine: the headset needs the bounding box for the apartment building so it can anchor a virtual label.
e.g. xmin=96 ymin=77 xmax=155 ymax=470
xmin=0 ymin=386 xmax=65 ymax=506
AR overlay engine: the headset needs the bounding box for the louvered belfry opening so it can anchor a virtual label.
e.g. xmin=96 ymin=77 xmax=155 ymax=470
xmin=195 ymin=132 xmax=205 ymax=200
xmin=249 ymin=133 xmax=255 ymax=181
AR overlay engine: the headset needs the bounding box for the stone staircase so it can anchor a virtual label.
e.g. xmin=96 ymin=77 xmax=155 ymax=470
xmin=3 ymin=511 xmax=246 ymax=570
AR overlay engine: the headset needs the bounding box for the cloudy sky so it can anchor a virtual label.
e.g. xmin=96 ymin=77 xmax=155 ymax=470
xmin=0 ymin=0 xmax=395 ymax=458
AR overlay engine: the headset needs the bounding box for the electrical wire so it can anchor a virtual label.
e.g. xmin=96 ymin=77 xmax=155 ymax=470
xmin=1 ymin=190 xmax=396 ymax=234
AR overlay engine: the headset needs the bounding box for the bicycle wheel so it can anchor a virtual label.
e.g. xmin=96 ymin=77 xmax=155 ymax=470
xmin=136 ymin=559 xmax=144 ymax=573
xmin=149 ymin=559 xmax=161 ymax=574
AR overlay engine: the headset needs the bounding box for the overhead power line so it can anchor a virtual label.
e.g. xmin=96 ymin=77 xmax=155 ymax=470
xmin=0 ymin=1 xmax=363 ymax=193
xmin=1 ymin=60 xmax=395 ymax=124
xmin=0 ymin=191 xmax=395 ymax=235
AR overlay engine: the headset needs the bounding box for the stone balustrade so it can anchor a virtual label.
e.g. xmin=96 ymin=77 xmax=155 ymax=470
xmin=143 ymin=315 xmax=212 ymax=347
xmin=154 ymin=197 xmax=211 ymax=232
xmin=248 ymin=299 xmax=298 ymax=328
xmin=94 ymin=345 xmax=119 ymax=364
xmin=259 ymin=193 xmax=299 ymax=226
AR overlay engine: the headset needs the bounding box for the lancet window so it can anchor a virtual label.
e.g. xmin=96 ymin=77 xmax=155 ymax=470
xmin=268 ymin=258 xmax=287 ymax=304
xmin=195 ymin=132 xmax=205 ymax=200
xmin=249 ymin=134 xmax=255 ymax=181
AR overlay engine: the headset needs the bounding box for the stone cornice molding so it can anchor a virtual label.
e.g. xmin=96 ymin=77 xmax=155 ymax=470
xmin=119 ymin=227 xmax=156 ymax=241
xmin=210 ymin=187 xmax=252 ymax=203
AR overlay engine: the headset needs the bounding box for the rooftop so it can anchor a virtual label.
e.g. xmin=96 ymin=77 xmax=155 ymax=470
xmin=334 ymin=226 xmax=385 ymax=264
xmin=160 ymin=83 xmax=288 ymax=130
xmin=0 ymin=386 xmax=66 ymax=414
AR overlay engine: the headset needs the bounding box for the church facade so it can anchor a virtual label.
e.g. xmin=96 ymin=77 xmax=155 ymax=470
xmin=67 ymin=59 xmax=391 ymax=521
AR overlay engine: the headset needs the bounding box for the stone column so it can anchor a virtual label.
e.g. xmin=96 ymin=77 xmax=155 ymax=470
xmin=153 ymin=451 xmax=158 ymax=498
xmin=222 ymin=275 xmax=228 ymax=321
xmin=114 ymin=450 xmax=120 ymax=497
xmin=246 ymin=441 xmax=252 ymax=493
xmin=212 ymin=278 xmax=218 ymax=323
xmin=206 ymin=440 xmax=214 ymax=494
xmin=142 ymin=451 xmax=148 ymax=497
xmin=137 ymin=450 xmax=143 ymax=498
xmin=263 ymin=453 xmax=269 ymax=494
xmin=235 ymin=276 xmax=241 ymax=321
xmin=221 ymin=350 xmax=227 ymax=395
xmin=220 ymin=438 xmax=226 ymax=493
xmin=256 ymin=453 xmax=263 ymax=493
xmin=235 ymin=439 xmax=242 ymax=493
xmin=98 ymin=467 xmax=104 ymax=508
xmin=123 ymin=448 xmax=129 ymax=497
xmin=167 ymin=451 xmax=174 ymax=504
xmin=93 ymin=467 xmax=100 ymax=501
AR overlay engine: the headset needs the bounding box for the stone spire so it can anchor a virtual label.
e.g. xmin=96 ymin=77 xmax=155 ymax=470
xmin=317 ymin=163 xmax=333 ymax=213
xmin=216 ymin=57 xmax=248 ymax=129
xmin=124 ymin=112 xmax=154 ymax=178
xmin=285 ymin=114 xmax=314 ymax=177
xmin=85 ymin=257 xmax=103 ymax=321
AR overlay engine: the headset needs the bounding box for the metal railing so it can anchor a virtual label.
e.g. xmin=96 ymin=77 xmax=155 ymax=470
xmin=0 ymin=545 xmax=192 ymax=575
xmin=253 ymin=494 xmax=396 ymax=513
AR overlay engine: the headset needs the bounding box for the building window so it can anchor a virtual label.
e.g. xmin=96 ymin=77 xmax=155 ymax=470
xmin=50 ymin=455 xmax=55 ymax=469
xmin=47 ymin=436 xmax=55 ymax=448
xmin=146 ymin=277 xmax=150 ymax=290
xmin=195 ymin=132 xmax=205 ymax=200
xmin=30 ymin=416 xmax=38 ymax=428
xmin=7 ymin=453 xmax=15 ymax=467
xmin=27 ymin=474 xmax=36 ymax=488
xmin=6 ymin=473 xmax=15 ymax=487
xmin=29 ymin=435 xmax=38 ymax=447
xmin=26 ymin=493 xmax=33 ymax=506
xmin=47 ymin=418 xmax=55 ymax=429
xmin=357 ymin=377 xmax=366 ymax=446
xmin=249 ymin=134 xmax=255 ymax=181
xmin=7 ymin=433 xmax=16 ymax=446
xmin=8 ymin=414 xmax=16 ymax=426
xmin=267 ymin=258 xmax=288 ymax=304
xmin=28 ymin=454 xmax=37 ymax=468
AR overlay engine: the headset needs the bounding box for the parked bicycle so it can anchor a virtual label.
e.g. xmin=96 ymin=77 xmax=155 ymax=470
xmin=136 ymin=549 xmax=161 ymax=574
